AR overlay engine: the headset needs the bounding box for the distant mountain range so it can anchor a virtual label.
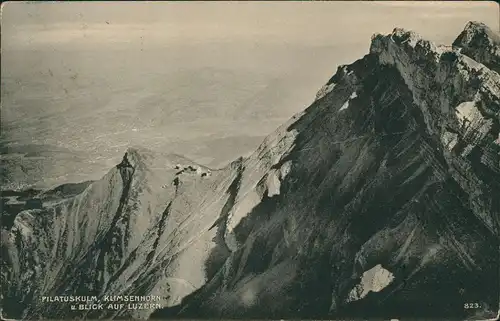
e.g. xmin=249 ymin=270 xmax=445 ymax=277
xmin=1 ymin=21 xmax=499 ymax=320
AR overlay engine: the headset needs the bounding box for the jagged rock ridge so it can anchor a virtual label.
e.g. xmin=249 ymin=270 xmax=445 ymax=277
xmin=1 ymin=22 xmax=499 ymax=320
xmin=453 ymin=21 xmax=500 ymax=74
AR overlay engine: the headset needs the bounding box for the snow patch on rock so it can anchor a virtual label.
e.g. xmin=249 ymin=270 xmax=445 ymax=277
xmin=455 ymin=101 xmax=477 ymax=123
xmin=346 ymin=264 xmax=395 ymax=303
xmin=267 ymin=171 xmax=281 ymax=197
xmin=339 ymin=101 xmax=350 ymax=112
xmin=441 ymin=131 xmax=459 ymax=151
xmin=339 ymin=92 xmax=358 ymax=112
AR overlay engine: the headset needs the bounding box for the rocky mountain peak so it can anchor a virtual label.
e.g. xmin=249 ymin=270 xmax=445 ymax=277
xmin=369 ymin=24 xmax=500 ymax=237
xmin=452 ymin=21 xmax=500 ymax=74
xmin=454 ymin=21 xmax=500 ymax=47
xmin=370 ymin=25 xmax=499 ymax=136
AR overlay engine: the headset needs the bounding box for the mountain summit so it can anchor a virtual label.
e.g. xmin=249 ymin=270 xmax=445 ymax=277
xmin=453 ymin=21 xmax=500 ymax=74
xmin=2 ymin=22 xmax=499 ymax=320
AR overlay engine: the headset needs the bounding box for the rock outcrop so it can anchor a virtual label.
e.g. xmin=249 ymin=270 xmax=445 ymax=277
xmin=1 ymin=148 xmax=240 ymax=319
xmin=2 ymin=22 xmax=499 ymax=320
xmin=453 ymin=21 xmax=500 ymax=74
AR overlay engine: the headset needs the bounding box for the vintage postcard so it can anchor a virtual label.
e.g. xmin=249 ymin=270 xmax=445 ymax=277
xmin=1 ymin=1 xmax=499 ymax=320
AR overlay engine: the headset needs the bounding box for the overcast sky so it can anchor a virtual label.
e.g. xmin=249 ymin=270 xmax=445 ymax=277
xmin=2 ymin=1 xmax=499 ymax=49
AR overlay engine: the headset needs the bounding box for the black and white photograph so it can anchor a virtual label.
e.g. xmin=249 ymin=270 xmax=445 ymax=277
xmin=1 ymin=1 xmax=499 ymax=320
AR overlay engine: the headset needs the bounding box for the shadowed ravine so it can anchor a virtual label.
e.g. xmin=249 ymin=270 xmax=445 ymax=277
xmin=1 ymin=22 xmax=500 ymax=320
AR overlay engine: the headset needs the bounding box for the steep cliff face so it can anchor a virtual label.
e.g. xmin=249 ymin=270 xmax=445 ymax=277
xmin=153 ymin=23 xmax=500 ymax=319
xmin=370 ymin=27 xmax=500 ymax=238
xmin=2 ymin=22 xmax=499 ymax=320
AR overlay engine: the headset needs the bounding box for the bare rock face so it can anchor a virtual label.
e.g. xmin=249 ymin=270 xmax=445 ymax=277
xmin=452 ymin=21 xmax=500 ymax=74
xmin=2 ymin=22 xmax=500 ymax=320
xmin=370 ymin=26 xmax=500 ymax=237
xmin=157 ymin=23 xmax=500 ymax=320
